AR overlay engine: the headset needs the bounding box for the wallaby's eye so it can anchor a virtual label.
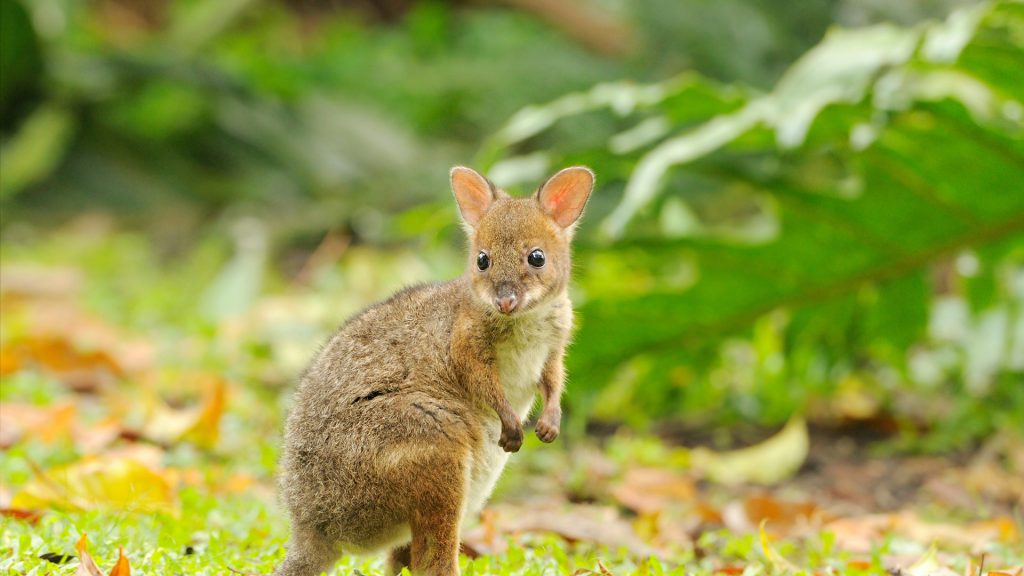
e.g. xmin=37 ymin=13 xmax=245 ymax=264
xmin=527 ymin=249 xmax=545 ymax=268
xmin=477 ymin=251 xmax=490 ymax=271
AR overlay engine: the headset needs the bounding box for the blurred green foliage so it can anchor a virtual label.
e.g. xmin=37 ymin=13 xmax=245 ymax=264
xmin=2 ymin=0 xmax=1020 ymax=448
xmin=485 ymin=0 xmax=1024 ymax=444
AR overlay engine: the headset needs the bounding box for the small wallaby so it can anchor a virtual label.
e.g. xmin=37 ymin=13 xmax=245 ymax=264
xmin=273 ymin=166 xmax=594 ymax=576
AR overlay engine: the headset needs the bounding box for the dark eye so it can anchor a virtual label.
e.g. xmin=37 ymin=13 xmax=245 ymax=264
xmin=477 ymin=251 xmax=490 ymax=271
xmin=527 ymin=249 xmax=545 ymax=268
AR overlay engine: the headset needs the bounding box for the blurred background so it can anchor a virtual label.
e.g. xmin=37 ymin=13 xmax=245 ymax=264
xmin=1 ymin=0 xmax=1023 ymax=572
xmin=3 ymin=0 xmax=1021 ymax=442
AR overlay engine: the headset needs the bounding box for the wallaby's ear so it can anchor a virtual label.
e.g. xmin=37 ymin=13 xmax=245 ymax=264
xmin=450 ymin=166 xmax=496 ymax=228
xmin=537 ymin=166 xmax=594 ymax=229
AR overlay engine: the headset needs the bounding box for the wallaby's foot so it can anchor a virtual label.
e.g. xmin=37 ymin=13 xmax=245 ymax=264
xmin=389 ymin=543 xmax=412 ymax=575
xmin=535 ymin=409 xmax=560 ymax=443
xmin=273 ymin=524 xmax=339 ymax=576
xmin=498 ymin=418 xmax=523 ymax=453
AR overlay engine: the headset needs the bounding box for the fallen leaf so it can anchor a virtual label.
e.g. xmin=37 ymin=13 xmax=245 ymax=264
xmin=1 ymin=296 xmax=154 ymax=378
xmin=723 ymin=495 xmax=823 ymax=536
xmin=690 ymin=416 xmax=808 ymax=485
xmin=612 ymin=468 xmax=696 ymax=514
xmin=744 ymin=495 xmax=819 ymax=528
xmin=1 ymin=507 xmax=42 ymax=523
xmin=824 ymin=514 xmax=893 ymax=553
xmin=896 ymin=513 xmax=1020 ymax=550
xmin=0 ymin=401 xmax=76 ymax=448
xmin=39 ymin=551 xmax=75 ymax=564
xmin=183 ymin=375 xmax=227 ymax=448
xmin=73 ymin=418 xmax=123 ymax=454
xmin=463 ymin=503 xmax=662 ymax=559
xmin=1 ymin=337 xmax=123 ymax=392
xmin=902 ymin=544 xmax=959 ymax=576
xmin=109 ymin=548 xmax=130 ymax=576
xmin=76 ymin=533 xmax=104 ymax=576
xmin=12 ymin=456 xmax=176 ymax=513
xmin=140 ymin=375 xmax=227 ymax=448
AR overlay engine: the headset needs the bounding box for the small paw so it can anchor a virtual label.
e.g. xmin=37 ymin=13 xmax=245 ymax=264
xmin=535 ymin=414 xmax=560 ymax=443
xmin=499 ymin=422 xmax=523 ymax=453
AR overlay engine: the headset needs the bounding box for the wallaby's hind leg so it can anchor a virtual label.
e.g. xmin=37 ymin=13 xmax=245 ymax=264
xmin=408 ymin=456 xmax=465 ymax=576
xmin=389 ymin=543 xmax=412 ymax=575
xmin=409 ymin=510 xmax=460 ymax=576
xmin=274 ymin=524 xmax=340 ymax=576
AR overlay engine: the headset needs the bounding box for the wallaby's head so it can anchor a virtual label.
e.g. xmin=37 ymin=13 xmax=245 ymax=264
xmin=451 ymin=166 xmax=594 ymax=316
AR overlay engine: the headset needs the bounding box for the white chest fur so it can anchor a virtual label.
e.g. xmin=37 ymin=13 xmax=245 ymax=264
xmin=464 ymin=305 xmax=563 ymax=516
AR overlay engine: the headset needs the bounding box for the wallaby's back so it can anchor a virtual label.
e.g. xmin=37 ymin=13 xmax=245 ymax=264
xmin=280 ymin=280 xmax=479 ymax=549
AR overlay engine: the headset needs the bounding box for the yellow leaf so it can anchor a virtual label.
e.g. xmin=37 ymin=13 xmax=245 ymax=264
xmin=183 ymin=375 xmax=227 ymax=449
xmin=12 ymin=456 xmax=176 ymax=513
xmin=691 ymin=416 xmax=809 ymax=485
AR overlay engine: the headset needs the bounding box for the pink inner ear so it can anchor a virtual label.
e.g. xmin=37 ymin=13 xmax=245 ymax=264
xmin=540 ymin=168 xmax=593 ymax=228
xmin=451 ymin=168 xmax=494 ymax=226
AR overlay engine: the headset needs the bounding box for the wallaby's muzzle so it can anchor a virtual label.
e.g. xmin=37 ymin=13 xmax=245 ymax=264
xmin=494 ymin=284 xmax=519 ymax=314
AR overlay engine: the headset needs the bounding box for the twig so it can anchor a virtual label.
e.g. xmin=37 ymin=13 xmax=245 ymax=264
xmin=488 ymin=0 xmax=632 ymax=56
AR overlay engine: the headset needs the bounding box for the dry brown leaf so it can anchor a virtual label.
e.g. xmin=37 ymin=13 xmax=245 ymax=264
xmin=140 ymin=375 xmax=227 ymax=449
xmin=723 ymin=494 xmax=824 ymax=537
xmin=463 ymin=503 xmax=662 ymax=558
xmin=2 ymin=295 xmax=154 ymax=378
xmin=825 ymin=514 xmax=896 ymax=553
xmin=1 ymin=337 xmax=124 ymax=392
xmin=896 ymin=512 xmax=1018 ymax=550
xmin=0 ymin=507 xmax=42 ymax=524
xmin=744 ymin=495 xmax=819 ymax=527
xmin=0 ymin=401 xmax=76 ymax=448
xmin=611 ymin=468 xmax=696 ymax=514
xmin=826 ymin=512 xmax=1019 ymax=553
xmin=76 ymin=533 xmax=104 ymax=576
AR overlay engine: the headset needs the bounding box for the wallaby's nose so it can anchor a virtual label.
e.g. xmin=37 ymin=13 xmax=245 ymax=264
xmin=495 ymin=294 xmax=518 ymax=314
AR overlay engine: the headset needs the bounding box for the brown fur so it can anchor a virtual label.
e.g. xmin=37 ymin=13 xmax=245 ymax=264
xmin=274 ymin=166 xmax=594 ymax=576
